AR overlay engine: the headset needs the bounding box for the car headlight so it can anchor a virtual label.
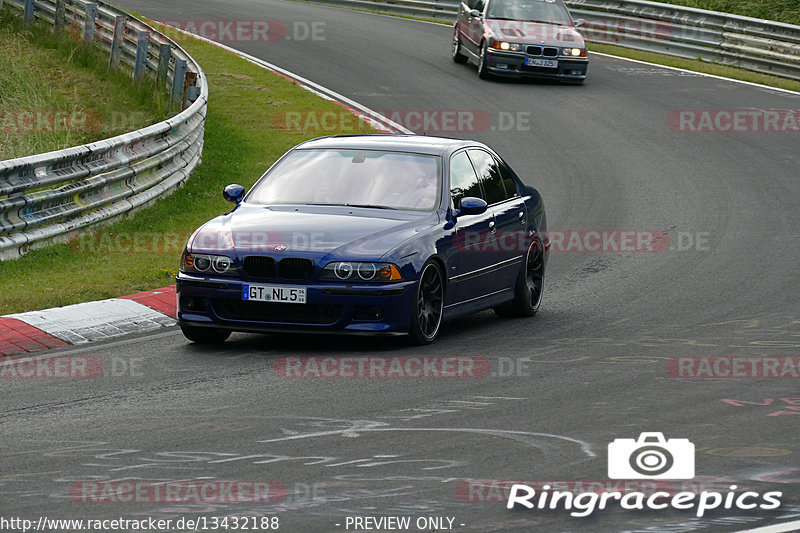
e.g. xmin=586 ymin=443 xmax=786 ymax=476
xmin=181 ymin=251 xmax=236 ymax=275
xmin=320 ymin=262 xmax=403 ymax=282
xmin=562 ymin=47 xmax=586 ymax=57
xmin=491 ymin=41 xmax=522 ymax=51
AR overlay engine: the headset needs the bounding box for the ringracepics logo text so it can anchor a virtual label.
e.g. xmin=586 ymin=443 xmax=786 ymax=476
xmin=506 ymin=433 xmax=782 ymax=517
xmin=506 ymin=483 xmax=782 ymax=517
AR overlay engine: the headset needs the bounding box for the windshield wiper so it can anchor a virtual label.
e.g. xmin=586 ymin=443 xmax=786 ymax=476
xmin=522 ymin=18 xmax=564 ymax=25
xmin=344 ymin=203 xmax=396 ymax=210
xmin=303 ymin=203 xmax=396 ymax=210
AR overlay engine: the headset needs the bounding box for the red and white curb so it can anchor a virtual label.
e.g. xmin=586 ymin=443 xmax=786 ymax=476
xmin=0 ymin=286 xmax=177 ymax=357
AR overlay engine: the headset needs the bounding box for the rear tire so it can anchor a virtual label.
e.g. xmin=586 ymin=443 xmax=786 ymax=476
xmin=494 ymin=239 xmax=544 ymax=318
xmin=180 ymin=323 xmax=231 ymax=344
xmin=408 ymin=262 xmax=445 ymax=345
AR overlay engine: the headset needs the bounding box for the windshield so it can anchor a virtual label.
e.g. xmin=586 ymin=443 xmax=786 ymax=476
xmin=246 ymin=149 xmax=441 ymax=211
xmin=485 ymin=0 xmax=570 ymax=22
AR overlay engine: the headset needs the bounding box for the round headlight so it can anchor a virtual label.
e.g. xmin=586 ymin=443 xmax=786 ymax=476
xmin=334 ymin=262 xmax=353 ymax=280
xmin=213 ymin=256 xmax=232 ymax=273
xmin=357 ymin=263 xmax=377 ymax=280
xmin=194 ymin=256 xmax=211 ymax=272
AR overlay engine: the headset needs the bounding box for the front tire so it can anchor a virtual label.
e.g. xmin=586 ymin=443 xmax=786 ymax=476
xmin=452 ymin=28 xmax=468 ymax=64
xmin=495 ymin=239 xmax=544 ymax=318
xmin=478 ymin=41 xmax=491 ymax=80
xmin=180 ymin=323 xmax=231 ymax=344
xmin=408 ymin=262 xmax=445 ymax=345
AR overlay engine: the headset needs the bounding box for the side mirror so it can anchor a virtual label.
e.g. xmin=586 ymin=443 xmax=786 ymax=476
xmin=574 ymin=18 xmax=585 ymax=27
xmin=469 ymin=8 xmax=481 ymax=18
xmin=457 ymin=196 xmax=488 ymax=216
xmin=223 ymin=183 xmax=246 ymax=204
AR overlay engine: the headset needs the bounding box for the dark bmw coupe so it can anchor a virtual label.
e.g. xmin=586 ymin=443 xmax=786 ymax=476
xmin=177 ymin=135 xmax=548 ymax=344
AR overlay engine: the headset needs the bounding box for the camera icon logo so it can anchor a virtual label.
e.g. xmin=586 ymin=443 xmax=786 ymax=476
xmin=608 ymin=432 xmax=695 ymax=480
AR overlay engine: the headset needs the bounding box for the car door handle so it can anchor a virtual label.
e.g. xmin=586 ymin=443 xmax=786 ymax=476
xmin=489 ymin=220 xmax=496 ymax=233
xmin=518 ymin=211 xmax=525 ymax=223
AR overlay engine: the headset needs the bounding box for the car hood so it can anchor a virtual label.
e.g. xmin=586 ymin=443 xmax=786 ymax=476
xmin=188 ymin=204 xmax=437 ymax=259
xmin=485 ymin=20 xmax=585 ymax=46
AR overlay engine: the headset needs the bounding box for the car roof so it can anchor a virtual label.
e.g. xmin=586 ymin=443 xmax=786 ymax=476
xmin=295 ymin=134 xmax=485 ymax=157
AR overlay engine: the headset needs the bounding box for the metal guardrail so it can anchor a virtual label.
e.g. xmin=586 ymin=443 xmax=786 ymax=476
xmin=0 ymin=0 xmax=207 ymax=260
xmin=305 ymin=0 xmax=800 ymax=81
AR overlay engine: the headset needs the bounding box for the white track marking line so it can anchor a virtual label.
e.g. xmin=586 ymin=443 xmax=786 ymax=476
xmin=590 ymin=51 xmax=800 ymax=96
xmin=731 ymin=520 xmax=800 ymax=533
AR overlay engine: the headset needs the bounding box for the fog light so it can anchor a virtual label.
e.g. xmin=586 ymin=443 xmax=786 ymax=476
xmin=354 ymin=306 xmax=385 ymax=321
xmin=180 ymin=296 xmax=206 ymax=311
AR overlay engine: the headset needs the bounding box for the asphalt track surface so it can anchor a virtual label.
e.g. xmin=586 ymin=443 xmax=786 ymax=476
xmin=2 ymin=1 xmax=799 ymax=531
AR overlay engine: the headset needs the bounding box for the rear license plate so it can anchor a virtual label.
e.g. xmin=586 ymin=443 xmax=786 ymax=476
xmin=242 ymin=284 xmax=307 ymax=304
xmin=526 ymin=58 xmax=558 ymax=68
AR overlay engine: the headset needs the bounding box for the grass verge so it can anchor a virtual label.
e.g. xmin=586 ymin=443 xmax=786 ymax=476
xmin=651 ymin=0 xmax=800 ymax=25
xmin=0 ymin=19 xmax=377 ymax=315
xmin=0 ymin=10 xmax=169 ymax=160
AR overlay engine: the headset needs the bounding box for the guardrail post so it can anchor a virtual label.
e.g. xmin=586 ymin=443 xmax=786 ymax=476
xmin=183 ymin=71 xmax=197 ymax=108
xmin=170 ymin=59 xmax=187 ymax=113
xmin=54 ymin=0 xmax=65 ymax=33
xmin=133 ymin=30 xmax=150 ymax=81
xmin=23 ymin=0 xmax=34 ymax=24
xmin=109 ymin=16 xmax=125 ymax=69
xmin=83 ymin=3 xmax=97 ymax=42
xmin=157 ymin=44 xmax=172 ymax=88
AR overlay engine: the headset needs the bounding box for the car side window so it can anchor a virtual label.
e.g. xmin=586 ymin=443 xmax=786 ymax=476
xmin=495 ymin=156 xmax=518 ymax=198
xmin=449 ymin=151 xmax=482 ymax=208
xmin=467 ymin=149 xmax=507 ymax=205
xmin=468 ymin=0 xmax=484 ymax=11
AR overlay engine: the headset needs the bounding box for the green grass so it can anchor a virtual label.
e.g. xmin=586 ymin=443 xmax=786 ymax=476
xmin=0 ymin=21 xmax=378 ymax=315
xmin=651 ymin=0 xmax=800 ymax=25
xmin=0 ymin=11 xmax=169 ymax=160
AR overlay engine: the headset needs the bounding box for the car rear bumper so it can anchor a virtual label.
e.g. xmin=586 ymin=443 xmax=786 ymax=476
xmin=486 ymin=53 xmax=588 ymax=80
xmin=176 ymin=273 xmax=416 ymax=335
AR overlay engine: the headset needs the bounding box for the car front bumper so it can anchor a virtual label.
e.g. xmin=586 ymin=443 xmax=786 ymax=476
xmin=485 ymin=52 xmax=588 ymax=81
xmin=176 ymin=273 xmax=416 ymax=335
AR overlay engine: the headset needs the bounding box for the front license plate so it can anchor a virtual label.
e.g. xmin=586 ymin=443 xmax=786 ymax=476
xmin=526 ymin=58 xmax=558 ymax=68
xmin=242 ymin=284 xmax=307 ymax=304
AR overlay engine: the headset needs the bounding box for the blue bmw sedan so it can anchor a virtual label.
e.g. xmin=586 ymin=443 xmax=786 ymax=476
xmin=177 ymin=135 xmax=548 ymax=344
